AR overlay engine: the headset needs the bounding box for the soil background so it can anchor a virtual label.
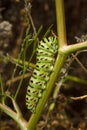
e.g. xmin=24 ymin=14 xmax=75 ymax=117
xmin=0 ymin=0 xmax=87 ymax=130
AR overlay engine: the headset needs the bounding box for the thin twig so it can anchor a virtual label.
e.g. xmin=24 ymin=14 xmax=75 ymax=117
xmin=6 ymin=72 xmax=32 ymax=86
xmin=72 ymin=53 xmax=87 ymax=73
xmin=0 ymin=53 xmax=35 ymax=70
xmin=71 ymin=95 xmax=87 ymax=100
xmin=24 ymin=1 xmax=37 ymax=35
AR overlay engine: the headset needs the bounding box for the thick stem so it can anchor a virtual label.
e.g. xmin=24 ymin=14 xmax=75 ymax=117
xmin=59 ymin=41 xmax=87 ymax=55
xmin=27 ymin=54 xmax=67 ymax=130
xmin=55 ymin=0 xmax=67 ymax=46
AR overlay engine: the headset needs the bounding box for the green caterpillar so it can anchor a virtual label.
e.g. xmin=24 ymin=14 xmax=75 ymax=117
xmin=26 ymin=37 xmax=58 ymax=113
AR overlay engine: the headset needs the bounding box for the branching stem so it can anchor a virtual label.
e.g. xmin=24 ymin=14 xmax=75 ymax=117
xmin=0 ymin=103 xmax=27 ymax=130
xmin=55 ymin=0 xmax=67 ymax=47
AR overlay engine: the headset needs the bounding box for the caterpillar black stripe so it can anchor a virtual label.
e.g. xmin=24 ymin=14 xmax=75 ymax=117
xmin=26 ymin=37 xmax=58 ymax=113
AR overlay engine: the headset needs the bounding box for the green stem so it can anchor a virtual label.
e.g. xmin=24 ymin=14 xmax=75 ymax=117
xmin=0 ymin=75 xmax=5 ymax=104
xmin=66 ymin=75 xmax=87 ymax=85
xmin=27 ymin=54 xmax=67 ymax=129
xmin=0 ymin=103 xmax=27 ymax=130
xmin=55 ymin=0 xmax=67 ymax=46
xmin=12 ymin=57 xmax=35 ymax=69
xmin=59 ymin=41 xmax=87 ymax=54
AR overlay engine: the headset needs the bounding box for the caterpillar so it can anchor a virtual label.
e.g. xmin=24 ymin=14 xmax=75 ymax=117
xmin=26 ymin=37 xmax=58 ymax=113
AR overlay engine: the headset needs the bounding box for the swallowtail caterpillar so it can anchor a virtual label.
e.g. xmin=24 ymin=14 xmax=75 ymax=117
xmin=26 ymin=37 xmax=58 ymax=113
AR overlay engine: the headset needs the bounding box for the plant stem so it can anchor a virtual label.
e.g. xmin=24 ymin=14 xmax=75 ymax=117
xmin=0 ymin=103 xmax=27 ymax=130
xmin=59 ymin=41 xmax=87 ymax=54
xmin=0 ymin=75 xmax=5 ymax=104
xmin=66 ymin=75 xmax=87 ymax=85
xmin=27 ymin=54 xmax=67 ymax=129
xmin=55 ymin=0 xmax=67 ymax=46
